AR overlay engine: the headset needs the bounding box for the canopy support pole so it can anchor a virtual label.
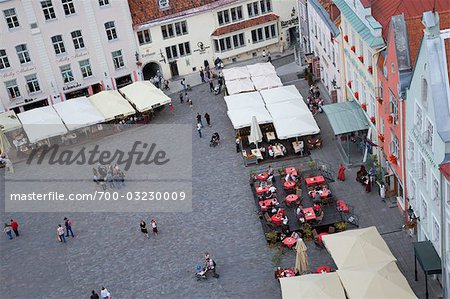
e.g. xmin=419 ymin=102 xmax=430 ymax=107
xmin=347 ymin=134 xmax=351 ymax=164
xmin=414 ymin=252 xmax=418 ymax=281
xmin=425 ymin=269 xmax=428 ymax=299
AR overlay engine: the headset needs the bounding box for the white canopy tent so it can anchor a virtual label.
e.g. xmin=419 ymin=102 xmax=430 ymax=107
xmin=260 ymin=85 xmax=304 ymax=104
xmin=17 ymin=106 xmax=68 ymax=143
xmin=279 ymin=272 xmax=346 ymax=299
xmin=222 ymin=66 xmax=250 ymax=81
xmin=0 ymin=110 xmax=22 ymax=132
xmin=119 ymin=81 xmax=171 ymax=112
xmin=227 ymin=106 xmax=272 ymax=129
xmin=272 ymin=116 xmax=320 ymax=139
xmin=53 ymin=97 xmax=105 ymax=131
xmin=251 ymin=74 xmax=283 ymax=90
xmin=88 ymin=90 xmax=136 ymax=121
xmin=224 ymin=91 xmax=265 ymax=110
xmin=247 ymin=62 xmax=277 ymax=77
xmin=266 ymin=100 xmax=310 ymax=119
xmin=225 ymin=78 xmax=255 ymax=95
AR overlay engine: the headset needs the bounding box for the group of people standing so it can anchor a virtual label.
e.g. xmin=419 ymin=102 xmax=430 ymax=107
xmin=57 ymin=217 xmax=74 ymax=243
xmin=139 ymin=219 xmax=158 ymax=238
xmin=3 ymin=219 xmax=19 ymax=240
xmin=92 ymin=164 xmax=125 ymax=190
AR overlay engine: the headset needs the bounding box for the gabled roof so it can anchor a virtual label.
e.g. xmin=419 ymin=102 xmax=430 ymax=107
xmin=310 ymin=0 xmax=341 ymax=37
xmin=439 ymin=162 xmax=450 ymax=181
xmin=211 ymin=14 xmax=279 ymax=36
xmin=333 ymin=0 xmax=384 ymax=48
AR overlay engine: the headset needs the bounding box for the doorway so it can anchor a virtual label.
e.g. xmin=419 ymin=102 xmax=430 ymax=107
xmin=169 ymin=61 xmax=179 ymax=77
xmin=288 ymin=26 xmax=299 ymax=48
xmin=142 ymin=62 xmax=160 ymax=80
xmin=91 ymin=83 xmax=103 ymax=94
xmin=115 ymin=74 xmax=133 ymax=89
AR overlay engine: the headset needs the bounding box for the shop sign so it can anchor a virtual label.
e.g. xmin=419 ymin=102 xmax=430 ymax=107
xmin=193 ymin=42 xmax=210 ymax=54
xmin=411 ymin=129 xmax=436 ymax=168
xmin=63 ymin=82 xmax=82 ymax=91
xmin=281 ymin=17 xmax=299 ymax=29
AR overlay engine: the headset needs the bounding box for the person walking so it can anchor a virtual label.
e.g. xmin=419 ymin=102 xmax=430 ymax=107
xmin=218 ymin=77 xmax=223 ymax=93
xmin=10 ymin=219 xmax=19 ymax=237
xmin=206 ymin=256 xmax=219 ymax=278
xmin=209 ymin=79 xmax=214 ymax=92
xmin=57 ymin=224 xmax=66 ymax=243
xmin=64 ymin=217 xmax=74 ymax=238
xmin=262 ymin=49 xmax=266 ymax=58
xmin=204 ymin=113 xmax=211 ymax=126
xmin=235 ymin=136 xmax=241 ymax=153
xmin=188 ymin=98 xmax=193 ymax=109
xmin=181 ymin=78 xmax=187 ymax=93
xmin=3 ymin=223 xmax=13 ymax=240
xmin=100 ymin=287 xmax=111 ymax=299
xmin=90 ymin=290 xmax=100 ymax=299
xmin=151 ymin=219 xmax=158 ymax=236
xmin=197 ymin=123 xmax=202 ymax=138
xmin=199 ymin=67 xmax=205 ymax=82
xmin=140 ymin=220 xmax=149 ymax=238
xmin=196 ymin=113 xmax=203 ymax=127
xmin=169 ymin=103 xmax=175 ymax=114
xmin=267 ymin=51 xmax=272 ymax=62
xmin=179 ymin=92 xmax=184 ymax=103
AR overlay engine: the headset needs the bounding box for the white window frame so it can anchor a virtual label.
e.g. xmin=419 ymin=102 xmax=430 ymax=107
xmin=390 ymin=131 xmax=399 ymax=158
xmin=60 ymin=64 xmax=74 ymax=83
xmin=41 ymin=0 xmax=56 ymax=20
xmin=432 ymin=174 xmax=439 ymax=201
xmin=420 ymin=155 xmax=427 ymax=182
xmin=415 ymin=102 xmax=422 ymax=130
xmin=3 ymin=8 xmax=19 ymax=29
xmin=251 ymin=24 xmax=277 ymax=43
xmin=79 ymin=59 xmax=92 ymax=78
xmin=71 ymin=30 xmax=85 ymax=50
xmin=105 ymin=21 xmax=117 ymax=41
xmin=407 ymin=137 xmax=415 ymax=161
xmin=389 ymin=90 xmax=398 ymax=124
xmin=62 ymin=0 xmax=76 ymax=16
xmin=98 ymin=0 xmax=110 ymax=6
xmin=25 ymin=74 xmax=40 ymax=94
xmin=425 ymin=118 xmax=433 ymax=147
xmin=0 ymin=49 xmax=10 ymax=69
xmin=137 ymin=29 xmax=152 ymax=45
xmin=51 ymin=35 xmax=66 ymax=55
xmin=421 ymin=195 xmax=428 ymax=221
xmin=433 ymin=217 xmax=440 ymax=243
xmin=15 ymin=44 xmax=31 ymax=64
xmin=5 ymin=79 xmax=21 ymax=100
xmin=112 ymin=50 xmax=124 ymax=69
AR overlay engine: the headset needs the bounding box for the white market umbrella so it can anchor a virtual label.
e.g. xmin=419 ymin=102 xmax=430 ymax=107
xmin=280 ymin=272 xmax=346 ymax=299
xmin=0 ymin=130 xmax=11 ymax=155
xmin=295 ymin=238 xmax=309 ymax=274
xmin=248 ymin=115 xmax=263 ymax=147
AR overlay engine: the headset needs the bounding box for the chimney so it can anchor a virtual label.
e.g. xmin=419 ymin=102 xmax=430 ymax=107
xmin=422 ymin=11 xmax=440 ymax=38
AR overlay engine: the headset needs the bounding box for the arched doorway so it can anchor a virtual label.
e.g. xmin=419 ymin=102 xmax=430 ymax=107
xmin=142 ymin=62 xmax=160 ymax=80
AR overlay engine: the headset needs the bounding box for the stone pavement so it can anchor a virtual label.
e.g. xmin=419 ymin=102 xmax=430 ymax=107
xmin=0 ymin=54 xmax=440 ymax=299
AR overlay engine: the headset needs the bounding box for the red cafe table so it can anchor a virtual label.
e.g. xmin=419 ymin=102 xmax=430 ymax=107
xmin=336 ymin=200 xmax=349 ymax=213
xmin=318 ymin=232 xmax=329 ymax=242
xmin=316 ymin=266 xmax=331 ymax=273
xmin=259 ymin=199 xmax=277 ymax=210
xmin=310 ymin=189 xmax=331 ymax=199
xmin=302 ymin=207 xmax=316 ymax=221
xmin=284 ymin=181 xmax=296 ymax=190
xmin=271 ymin=214 xmax=283 ymax=226
xmin=282 ymin=237 xmax=297 ymax=248
xmin=285 ymin=167 xmax=297 ymax=176
xmin=256 ymin=173 xmax=269 ymax=181
xmin=256 ymin=187 xmax=269 ymax=195
xmin=285 ymin=194 xmax=298 ymax=205
xmin=305 ymin=176 xmax=326 ymax=186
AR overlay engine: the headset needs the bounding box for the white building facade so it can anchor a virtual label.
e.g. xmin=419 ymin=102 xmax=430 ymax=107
xmin=405 ymin=11 xmax=450 ymax=267
xmin=131 ymin=0 xmax=299 ymax=80
xmin=307 ymin=0 xmax=343 ymax=102
xmin=0 ymin=0 xmax=139 ymax=112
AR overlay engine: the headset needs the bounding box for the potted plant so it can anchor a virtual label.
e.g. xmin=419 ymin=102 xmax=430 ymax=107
xmin=344 ymin=35 xmax=349 ymax=42
xmin=370 ymin=117 xmax=376 ymax=124
xmin=302 ymin=224 xmax=313 ymax=241
xmin=360 ymin=102 xmax=366 ymax=110
xmin=387 ymin=114 xmax=393 ymax=124
xmin=368 ymin=66 xmax=373 ymax=74
xmin=265 ymin=231 xmax=278 ymax=246
xmin=308 ymin=160 xmax=317 ymax=170
xmin=347 ymin=81 xmax=352 ymax=88
xmin=354 ymin=91 xmax=359 ymax=99
xmin=378 ymin=134 xmax=385 ymax=142
xmin=388 ymin=154 xmax=397 ymax=165
xmin=351 ymin=45 xmax=356 ymax=52
xmin=376 ymin=97 xmax=383 ymax=104
xmin=335 ymin=221 xmax=346 ymax=232
xmin=358 ymin=56 xmax=364 ymax=63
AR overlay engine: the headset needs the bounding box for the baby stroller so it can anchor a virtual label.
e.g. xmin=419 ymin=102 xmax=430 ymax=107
xmin=195 ymin=265 xmax=208 ymax=280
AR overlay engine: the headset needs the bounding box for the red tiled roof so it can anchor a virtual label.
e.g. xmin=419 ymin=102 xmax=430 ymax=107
xmin=361 ymin=0 xmax=372 ymax=8
xmin=318 ymin=0 xmax=341 ymax=27
xmin=371 ymin=0 xmax=450 ymax=39
xmin=440 ymin=162 xmax=450 ymax=181
xmin=211 ymin=13 xmax=279 ymax=36
xmin=128 ymin=0 xmax=238 ymax=27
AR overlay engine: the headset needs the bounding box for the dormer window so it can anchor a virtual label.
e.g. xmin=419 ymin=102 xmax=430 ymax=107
xmin=158 ymin=0 xmax=169 ymax=10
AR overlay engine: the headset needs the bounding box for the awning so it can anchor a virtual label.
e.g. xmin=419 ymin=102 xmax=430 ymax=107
xmin=322 ymin=100 xmax=370 ymax=135
xmin=247 ymin=62 xmax=277 ymax=77
xmin=413 ymin=241 xmax=442 ymax=299
xmin=279 ymin=272 xmax=346 ymax=299
xmin=266 ymin=100 xmax=310 ymax=119
xmin=251 ymin=74 xmax=283 ymax=90
xmin=260 ymin=85 xmax=303 ymax=104
xmin=17 ymin=106 xmax=68 ymax=143
xmin=222 ymin=66 xmax=250 ymax=81
xmin=226 ymin=78 xmax=255 ymax=95
xmin=88 ymin=90 xmax=136 ymax=121
xmin=272 ymin=116 xmax=320 ymax=139
xmin=53 ymin=97 xmax=105 ymax=131
xmin=224 ymin=91 xmax=265 ymax=110
xmin=119 ymin=81 xmax=171 ymax=112
xmin=227 ymin=106 xmax=272 ymax=129
xmin=0 ymin=110 xmax=22 ymax=132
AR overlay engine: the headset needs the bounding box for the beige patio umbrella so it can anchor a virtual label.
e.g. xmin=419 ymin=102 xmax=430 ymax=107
xmin=279 ymin=272 xmax=346 ymax=299
xmin=337 ymin=261 xmax=418 ymax=299
xmin=248 ymin=115 xmax=263 ymax=147
xmin=0 ymin=129 xmax=11 ymax=155
xmin=322 ymin=226 xmax=396 ymax=269
xmin=295 ymin=238 xmax=308 ymax=274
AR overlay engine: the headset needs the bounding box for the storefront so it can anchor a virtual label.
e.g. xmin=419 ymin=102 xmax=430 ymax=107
xmin=115 ymin=74 xmax=133 ymax=89
xmin=64 ymin=82 xmax=89 ymax=100
xmin=10 ymin=97 xmax=49 ymax=114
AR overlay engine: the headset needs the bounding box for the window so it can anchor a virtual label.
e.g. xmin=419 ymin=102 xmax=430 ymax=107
xmin=389 ymin=91 xmax=398 ymax=124
xmin=367 ymin=49 xmax=373 ymax=67
xmin=434 ymin=218 xmax=440 ymax=243
xmin=60 ymin=64 xmax=74 ymax=83
xmin=415 ymin=103 xmax=422 ymax=130
xmin=407 ymin=137 xmax=415 ymax=160
xmin=15 ymin=44 xmax=31 ymax=64
xmin=177 ymin=42 xmax=191 ymax=57
xmin=425 ymin=118 xmax=433 ymax=147
xmin=78 ymin=59 xmax=92 ymax=78
xmin=421 ymin=78 xmax=428 ymax=107
xmin=217 ymin=10 xmax=230 ymax=25
xmin=51 ymin=35 xmax=66 ymax=55
xmin=232 ymin=33 xmax=245 ymax=49
xmin=390 ymin=132 xmax=399 ymax=158
xmin=161 ymin=21 xmax=187 ymax=39
xmin=433 ymin=175 xmax=439 ymax=201
xmin=359 ymin=39 xmax=364 ymax=59
xmin=62 ymin=0 xmax=75 ymax=16
xmin=260 ymin=0 xmax=272 ymax=13
xmin=420 ymin=156 xmax=427 ymax=182
xmin=218 ymin=7 xmax=242 ymax=25
xmin=251 ymin=24 xmax=277 ymax=43
xmin=41 ymin=1 xmax=56 ymax=20
xmin=158 ymin=0 xmax=170 ymax=10
xmin=25 ymin=74 xmax=40 ymax=93
xmin=5 ymin=79 xmax=21 ymax=100
xmin=98 ymin=0 xmax=109 ymax=6
xmin=71 ymin=30 xmax=85 ymax=49
xmin=421 ymin=196 xmax=428 ymax=221
xmin=409 ymin=176 xmax=416 ymax=201
xmin=137 ymin=29 xmax=152 ymax=45
xmin=112 ymin=50 xmax=124 ymax=69
xmin=3 ymin=8 xmax=19 ymax=29
xmin=104 ymin=21 xmax=117 ymax=41
xmin=247 ymin=2 xmax=260 ymax=17
xmin=446 ymin=181 xmax=450 ymax=205
xmin=166 ymin=42 xmax=191 ymax=59
xmin=231 ymin=7 xmax=243 ymax=22
xmin=0 ymin=49 xmax=10 ymax=69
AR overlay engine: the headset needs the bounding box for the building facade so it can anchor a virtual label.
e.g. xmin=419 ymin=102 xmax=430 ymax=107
xmin=307 ymin=0 xmax=342 ymax=102
xmin=0 ymin=0 xmax=139 ymax=113
xmin=405 ymin=11 xmax=450 ymax=261
xmin=129 ymin=0 xmax=299 ymax=80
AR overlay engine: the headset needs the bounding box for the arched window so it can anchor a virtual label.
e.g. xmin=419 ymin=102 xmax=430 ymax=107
xmin=421 ymin=78 xmax=428 ymax=107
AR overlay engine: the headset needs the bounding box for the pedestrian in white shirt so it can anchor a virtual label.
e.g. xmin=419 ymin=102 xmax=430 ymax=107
xmin=100 ymin=287 xmax=111 ymax=299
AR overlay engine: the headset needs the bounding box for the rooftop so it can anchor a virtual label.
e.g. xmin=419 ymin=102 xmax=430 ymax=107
xmin=211 ymin=13 xmax=279 ymax=36
xmin=439 ymin=161 xmax=450 ymax=181
xmin=310 ymin=0 xmax=341 ymax=37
